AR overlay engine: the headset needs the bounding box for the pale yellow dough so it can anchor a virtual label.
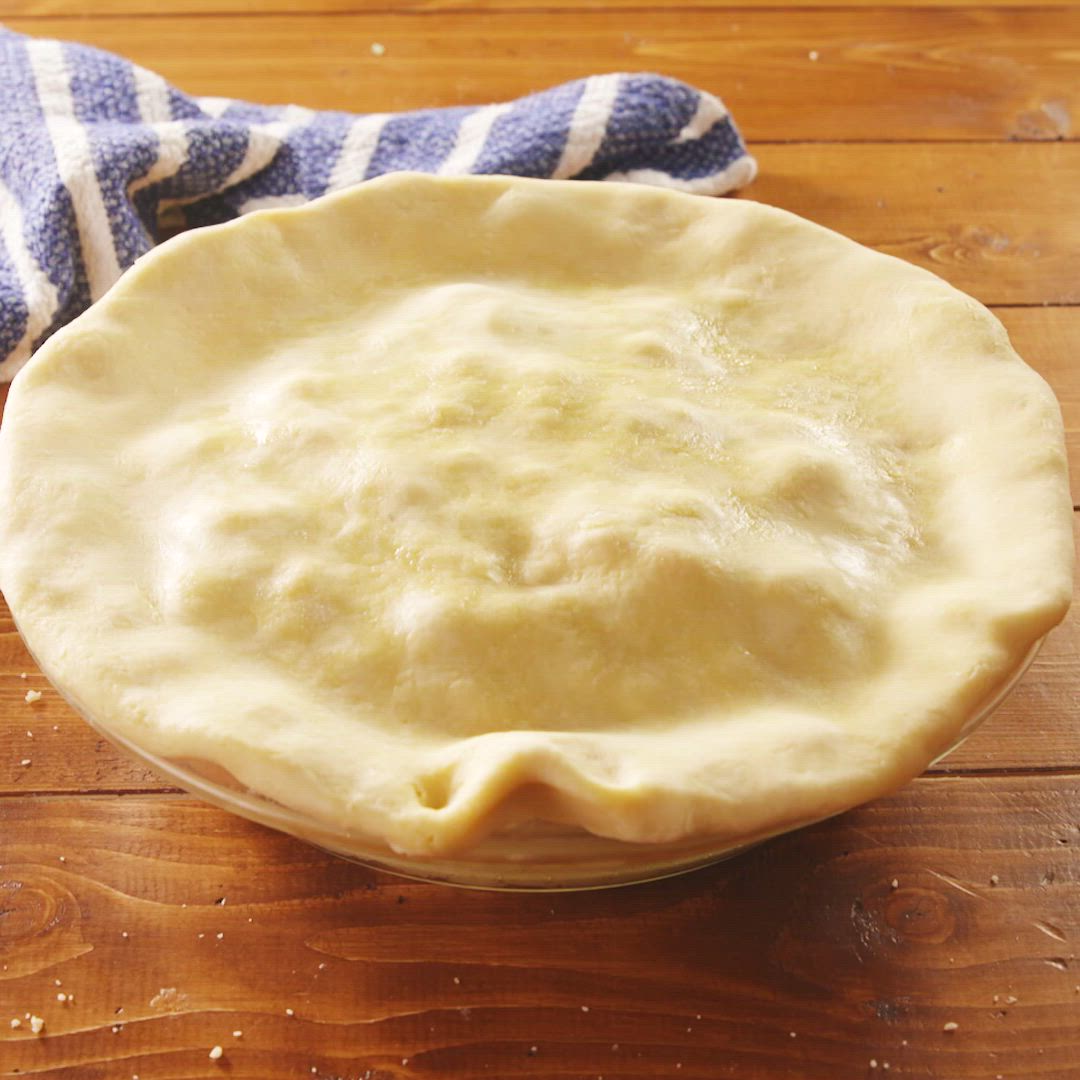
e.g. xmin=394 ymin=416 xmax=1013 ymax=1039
xmin=0 ymin=174 xmax=1072 ymax=857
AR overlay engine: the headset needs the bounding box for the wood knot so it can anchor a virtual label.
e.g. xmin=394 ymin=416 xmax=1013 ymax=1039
xmin=0 ymin=873 xmax=91 ymax=977
xmin=882 ymin=887 xmax=957 ymax=945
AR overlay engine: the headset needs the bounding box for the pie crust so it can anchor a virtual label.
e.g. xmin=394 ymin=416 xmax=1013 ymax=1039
xmin=0 ymin=174 xmax=1072 ymax=857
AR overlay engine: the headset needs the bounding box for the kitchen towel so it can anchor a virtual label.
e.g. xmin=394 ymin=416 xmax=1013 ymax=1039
xmin=0 ymin=27 xmax=756 ymax=380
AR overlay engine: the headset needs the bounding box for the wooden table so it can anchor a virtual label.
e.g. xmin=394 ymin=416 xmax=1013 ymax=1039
xmin=2 ymin=2 xmax=1079 ymax=1077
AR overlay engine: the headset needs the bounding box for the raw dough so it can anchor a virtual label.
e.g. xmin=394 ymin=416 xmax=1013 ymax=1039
xmin=0 ymin=174 xmax=1072 ymax=856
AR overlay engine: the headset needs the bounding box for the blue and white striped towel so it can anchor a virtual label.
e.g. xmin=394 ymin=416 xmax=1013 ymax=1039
xmin=0 ymin=28 xmax=756 ymax=381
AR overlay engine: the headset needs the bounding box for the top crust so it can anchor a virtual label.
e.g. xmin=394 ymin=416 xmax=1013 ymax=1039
xmin=0 ymin=174 xmax=1072 ymax=856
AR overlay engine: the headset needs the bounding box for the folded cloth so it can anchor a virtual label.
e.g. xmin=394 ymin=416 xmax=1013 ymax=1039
xmin=0 ymin=28 xmax=756 ymax=380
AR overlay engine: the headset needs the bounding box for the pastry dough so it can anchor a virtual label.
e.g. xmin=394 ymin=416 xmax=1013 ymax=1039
xmin=0 ymin=174 xmax=1072 ymax=857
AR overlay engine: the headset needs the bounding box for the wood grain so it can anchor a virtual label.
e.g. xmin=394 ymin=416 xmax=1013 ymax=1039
xmin=2 ymin=781 xmax=1079 ymax=1078
xmin=2 ymin=332 xmax=1077 ymax=796
xmin=0 ymin=146 xmax=1076 ymax=308
xmin=3 ymin=9 xmax=1078 ymax=142
xmin=3 ymin=0 xmax=1073 ymax=14
xmin=744 ymin=143 xmax=1080 ymax=306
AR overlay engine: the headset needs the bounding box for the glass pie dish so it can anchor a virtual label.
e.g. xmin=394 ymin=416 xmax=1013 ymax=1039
xmin=30 ymin=626 xmax=1042 ymax=891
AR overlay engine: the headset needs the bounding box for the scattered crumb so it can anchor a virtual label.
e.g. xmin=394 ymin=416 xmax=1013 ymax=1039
xmin=26 ymin=730 xmax=32 ymax=738
xmin=789 ymin=1031 xmax=797 ymax=1038
xmin=52 ymin=725 xmax=59 ymax=732
xmin=209 ymin=1044 xmax=223 ymax=1060
xmin=530 ymin=1046 xmax=538 ymax=1054
xmin=891 ymin=879 xmax=899 ymax=889
xmin=216 ymin=932 xmax=224 ymax=940
xmin=401 ymin=1058 xmax=409 ymax=1066
xmin=1005 ymin=995 xmax=1018 ymax=1004
xmin=943 ymin=1021 xmax=959 ymax=1032
xmin=198 ymin=933 xmax=204 ymax=939
xmin=58 ymin=856 xmax=65 ymax=863
xmin=29 ymin=1015 xmax=44 ymax=1034
xmin=20 ymin=759 xmax=31 ymax=767
xmin=371 ymin=42 xmax=386 ymax=56
xmin=808 ymin=50 xmax=819 ymax=61
xmin=612 ymin=1044 xmax=619 ymax=1051
xmin=286 ymin=1007 xmax=295 ymax=1016
xmin=453 ymin=976 xmax=460 ymax=985
xmin=695 ymin=1014 xmax=701 ymax=1020
xmin=111 ymin=1024 xmax=122 ymax=1033
xmin=24 ymin=689 xmax=41 ymax=704
xmin=581 ymin=1005 xmax=590 ymax=1013
xmin=883 ymin=1064 xmax=890 ymax=1071
xmin=19 ymin=672 xmax=27 ymax=679
xmin=56 ymin=993 xmax=66 ymax=1003
xmin=233 ymin=1030 xmax=242 ymax=1037
xmin=990 ymin=874 xmax=1000 ymax=885
xmin=121 ymin=931 xmax=128 ymax=938
xmin=54 ymin=980 xmax=61 ymax=987
xmin=10 ymin=1018 xmax=20 ymax=1029
xmin=901 ymin=1040 xmax=908 ymax=1047
xmin=870 ymin=1061 xmax=878 ymax=1070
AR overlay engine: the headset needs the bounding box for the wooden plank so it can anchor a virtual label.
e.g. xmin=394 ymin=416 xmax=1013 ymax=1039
xmin=3 ymin=0 xmax=1073 ymax=14
xmin=743 ymin=143 xmax=1080 ymax=306
xmin=1 ymin=780 xmax=1079 ymax=1077
xmin=1 ymin=343 xmax=1077 ymax=795
xmin=0 ymin=144 xmax=1076 ymax=309
xmin=2 ymin=9 xmax=1078 ymax=142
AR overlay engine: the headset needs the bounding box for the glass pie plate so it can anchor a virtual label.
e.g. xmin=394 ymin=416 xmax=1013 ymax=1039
xmin=25 ymin=621 xmax=1043 ymax=891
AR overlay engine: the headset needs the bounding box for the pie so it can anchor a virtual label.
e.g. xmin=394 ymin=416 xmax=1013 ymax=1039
xmin=0 ymin=173 xmax=1071 ymax=860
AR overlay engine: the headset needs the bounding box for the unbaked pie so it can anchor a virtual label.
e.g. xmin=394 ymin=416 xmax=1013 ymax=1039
xmin=0 ymin=174 xmax=1071 ymax=879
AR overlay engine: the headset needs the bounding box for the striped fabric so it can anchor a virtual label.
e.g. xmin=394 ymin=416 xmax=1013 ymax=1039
xmin=0 ymin=28 xmax=756 ymax=380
